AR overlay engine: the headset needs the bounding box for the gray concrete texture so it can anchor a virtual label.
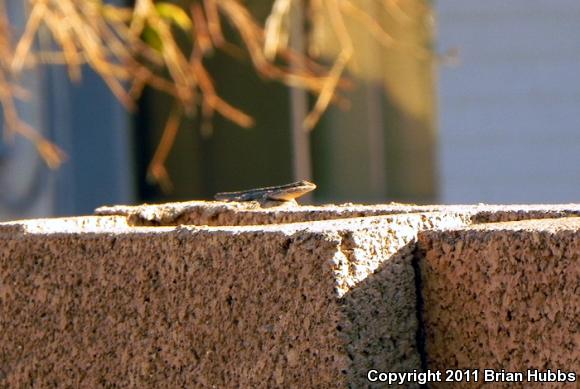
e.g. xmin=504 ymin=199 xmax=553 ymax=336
xmin=0 ymin=202 xmax=579 ymax=387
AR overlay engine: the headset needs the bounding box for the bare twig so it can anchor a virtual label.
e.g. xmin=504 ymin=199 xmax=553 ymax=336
xmin=0 ymin=0 xmax=426 ymax=181
xmin=304 ymin=0 xmax=353 ymax=130
xmin=147 ymin=105 xmax=182 ymax=193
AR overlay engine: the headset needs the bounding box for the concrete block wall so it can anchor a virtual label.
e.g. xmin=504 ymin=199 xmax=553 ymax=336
xmin=418 ymin=218 xmax=579 ymax=388
xmin=1 ymin=202 xmax=579 ymax=387
xmin=95 ymin=202 xmax=580 ymax=227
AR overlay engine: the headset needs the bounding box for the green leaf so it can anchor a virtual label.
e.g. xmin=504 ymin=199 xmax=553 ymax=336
xmin=155 ymin=2 xmax=192 ymax=31
xmin=142 ymin=25 xmax=163 ymax=52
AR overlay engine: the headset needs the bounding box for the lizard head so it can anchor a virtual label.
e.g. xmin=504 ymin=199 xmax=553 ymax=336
xmin=269 ymin=180 xmax=317 ymax=201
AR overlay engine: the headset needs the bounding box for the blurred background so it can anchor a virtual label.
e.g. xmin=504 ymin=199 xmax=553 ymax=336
xmin=1 ymin=0 xmax=579 ymax=221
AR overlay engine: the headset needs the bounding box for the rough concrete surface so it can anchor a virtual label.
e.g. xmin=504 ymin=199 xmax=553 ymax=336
xmin=95 ymin=201 xmax=580 ymax=226
xmin=95 ymin=201 xmax=440 ymax=226
xmin=418 ymin=217 xmax=580 ymax=388
xmin=1 ymin=202 xmax=579 ymax=388
xmin=0 ymin=211 xmax=467 ymax=388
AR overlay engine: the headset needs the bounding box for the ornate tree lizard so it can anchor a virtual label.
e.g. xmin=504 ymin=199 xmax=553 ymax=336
xmin=214 ymin=180 xmax=316 ymax=205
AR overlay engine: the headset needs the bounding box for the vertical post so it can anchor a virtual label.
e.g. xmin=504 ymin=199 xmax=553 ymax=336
xmin=289 ymin=0 xmax=313 ymax=202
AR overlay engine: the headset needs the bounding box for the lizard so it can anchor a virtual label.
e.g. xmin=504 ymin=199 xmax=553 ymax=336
xmin=214 ymin=180 xmax=316 ymax=206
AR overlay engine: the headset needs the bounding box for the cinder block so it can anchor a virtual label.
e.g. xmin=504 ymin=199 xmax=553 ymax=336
xmin=95 ymin=201 xmax=441 ymax=226
xmin=418 ymin=218 xmax=580 ymax=388
xmin=0 ymin=211 xmax=468 ymax=388
xmin=95 ymin=202 xmax=580 ymax=226
xmin=3 ymin=202 xmax=580 ymax=388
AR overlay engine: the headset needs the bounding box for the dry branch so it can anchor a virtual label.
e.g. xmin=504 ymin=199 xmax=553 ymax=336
xmin=0 ymin=0 xmax=432 ymax=183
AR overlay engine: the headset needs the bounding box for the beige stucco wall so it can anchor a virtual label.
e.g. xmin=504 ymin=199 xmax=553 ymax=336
xmin=0 ymin=202 xmax=578 ymax=387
